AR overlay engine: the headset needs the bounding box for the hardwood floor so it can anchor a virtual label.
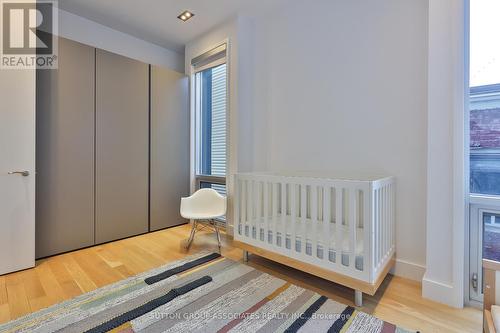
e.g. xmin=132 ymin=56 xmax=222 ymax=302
xmin=0 ymin=224 xmax=482 ymax=332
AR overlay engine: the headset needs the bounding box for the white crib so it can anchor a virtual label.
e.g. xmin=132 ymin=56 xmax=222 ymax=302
xmin=233 ymin=172 xmax=396 ymax=306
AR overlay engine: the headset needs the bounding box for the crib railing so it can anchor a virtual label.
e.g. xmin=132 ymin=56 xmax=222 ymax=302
xmin=371 ymin=177 xmax=396 ymax=280
xmin=234 ymin=173 xmax=395 ymax=283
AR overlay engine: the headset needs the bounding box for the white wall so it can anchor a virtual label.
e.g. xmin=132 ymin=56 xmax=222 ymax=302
xmin=58 ymin=9 xmax=184 ymax=72
xmin=248 ymin=0 xmax=429 ymax=281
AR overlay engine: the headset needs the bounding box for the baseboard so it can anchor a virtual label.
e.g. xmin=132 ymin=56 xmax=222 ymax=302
xmin=391 ymin=259 xmax=426 ymax=281
xmin=422 ymin=275 xmax=462 ymax=308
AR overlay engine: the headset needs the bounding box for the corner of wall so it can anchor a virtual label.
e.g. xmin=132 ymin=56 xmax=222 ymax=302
xmin=392 ymin=259 xmax=426 ymax=282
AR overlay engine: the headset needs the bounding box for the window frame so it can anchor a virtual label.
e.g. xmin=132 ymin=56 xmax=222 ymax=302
xmin=466 ymin=0 xmax=500 ymax=307
xmin=469 ymin=203 xmax=500 ymax=304
xmin=189 ymin=41 xmax=229 ymax=197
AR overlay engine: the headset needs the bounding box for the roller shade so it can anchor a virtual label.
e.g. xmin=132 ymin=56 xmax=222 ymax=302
xmin=210 ymin=64 xmax=227 ymax=177
xmin=191 ymin=43 xmax=227 ymax=73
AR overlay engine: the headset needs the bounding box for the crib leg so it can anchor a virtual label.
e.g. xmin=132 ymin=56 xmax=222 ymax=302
xmin=354 ymin=290 xmax=363 ymax=307
xmin=243 ymin=250 xmax=249 ymax=263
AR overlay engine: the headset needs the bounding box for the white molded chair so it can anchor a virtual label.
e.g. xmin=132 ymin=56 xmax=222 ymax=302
xmin=180 ymin=188 xmax=226 ymax=252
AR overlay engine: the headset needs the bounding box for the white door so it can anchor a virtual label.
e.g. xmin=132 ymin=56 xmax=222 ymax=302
xmin=0 ymin=69 xmax=36 ymax=275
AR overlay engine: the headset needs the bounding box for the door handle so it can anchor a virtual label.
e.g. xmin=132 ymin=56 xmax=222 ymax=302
xmin=472 ymin=272 xmax=478 ymax=291
xmin=8 ymin=171 xmax=30 ymax=177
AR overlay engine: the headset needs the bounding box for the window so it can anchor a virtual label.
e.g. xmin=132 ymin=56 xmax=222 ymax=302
xmin=483 ymin=211 xmax=500 ymax=262
xmin=195 ymin=64 xmax=227 ymax=178
xmin=192 ymin=44 xmax=227 ymax=200
xmin=468 ymin=0 xmax=500 ymax=305
xmin=469 ymin=0 xmax=500 ymax=196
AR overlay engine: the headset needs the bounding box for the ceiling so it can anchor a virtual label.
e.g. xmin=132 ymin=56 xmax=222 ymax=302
xmin=58 ymin=0 xmax=287 ymax=54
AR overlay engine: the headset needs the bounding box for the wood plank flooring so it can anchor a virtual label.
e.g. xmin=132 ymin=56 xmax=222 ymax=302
xmin=0 ymin=224 xmax=482 ymax=332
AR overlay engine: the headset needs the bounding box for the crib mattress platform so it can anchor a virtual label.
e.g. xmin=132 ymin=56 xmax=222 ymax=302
xmin=239 ymin=220 xmax=365 ymax=270
xmin=233 ymin=240 xmax=395 ymax=296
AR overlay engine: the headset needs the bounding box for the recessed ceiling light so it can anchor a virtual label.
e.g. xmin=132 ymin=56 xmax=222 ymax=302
xmin=178 ymin=10 xmax=194 ymax=22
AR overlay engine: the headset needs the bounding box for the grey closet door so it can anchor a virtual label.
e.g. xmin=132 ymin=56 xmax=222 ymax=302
xmin=150 ymin=66 xmax=189 ymax=231
xmin=36 ymin=38 xmax=95 ymax=258
xmin=95 ymin=49 xmax=149 ymax=243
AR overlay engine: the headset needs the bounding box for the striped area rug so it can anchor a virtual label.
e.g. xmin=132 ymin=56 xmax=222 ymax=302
xmin=0 ymin=252 xmax=414 ymax=333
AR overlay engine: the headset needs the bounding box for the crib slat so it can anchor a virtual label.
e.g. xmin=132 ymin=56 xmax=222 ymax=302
xmin=263 ymin=181 xmax=269 ymax=244
xmin=250 ymin=180 xmax=256 ymax=240
xmin=371 ymin=187 xmax=376 ymax=275
xmin=280 ymin=182 xmax=286 ymax=250
xmin=389 ymin=184 xmax=392 ymax=251
xmin=300 ymin=184 xmax=307 ymax=255
xmin=384 ymin=185 xmax=389 ymax=256
xmin=349 ymin=188 xmax=357 ymax=269
xmin=335 ymin=188 xmax=343 ymax=266
xmin=391 ymin=184 xmax=394 ymax=251
xmin=255 ymin=181 xmax=265 ymax=241
xmin=323 ymin=186 xmax=330 ymax=263
xmin=242 ymin=180 xmax=247 ymax=235
xmin=254 ymin=181 xmax=262 ymax=223
xmin=381 ymin=186 xmax=385 ymax=259
xmin=272 ymin=182 xmax=278 ymax=247
xmin=235 ymin=178 xmax=240 ymax=235
xmin=376 ymin=188 xmax=380 ymax=267
xmin=311 ymin=185 xmax=318 ymax=258
xmin=363 ymin=188 xmax=370 ymax=275
xmin=387 ymin=186 xmax=390 ymax=256
xmin=374 ymin=188 xmax=379 ymax=268
xmin=391 ymin=183 xmax=396 ymax=247
xmin=380 ymin=188 xmax=384 ymax=266
xmin=291 ymin=183 xmax=297 ymax=254
xmin=378 ymin=188 xmax=382 ymax=266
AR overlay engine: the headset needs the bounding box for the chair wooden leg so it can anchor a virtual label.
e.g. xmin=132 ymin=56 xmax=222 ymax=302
xmin=185 ymin=221 xmax=197 ymax=249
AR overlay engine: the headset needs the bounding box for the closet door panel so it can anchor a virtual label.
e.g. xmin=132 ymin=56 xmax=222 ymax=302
xmin=36 ymin=38 xmax=95 ymax=258
xmin=150 ymin=66 xmax=189 ymax=231
xmin=95 ymin=50 xmax=149 ymax=243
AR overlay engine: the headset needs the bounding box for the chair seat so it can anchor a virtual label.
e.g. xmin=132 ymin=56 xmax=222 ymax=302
xmin=180 ymin=188 xmax=226 ymax=219
xmin=181 ymin=212 xmax=223 ymax=220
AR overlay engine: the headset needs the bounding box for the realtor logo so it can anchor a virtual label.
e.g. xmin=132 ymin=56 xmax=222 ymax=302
xmin=1 ymin=0 xmax=58 ymax=69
